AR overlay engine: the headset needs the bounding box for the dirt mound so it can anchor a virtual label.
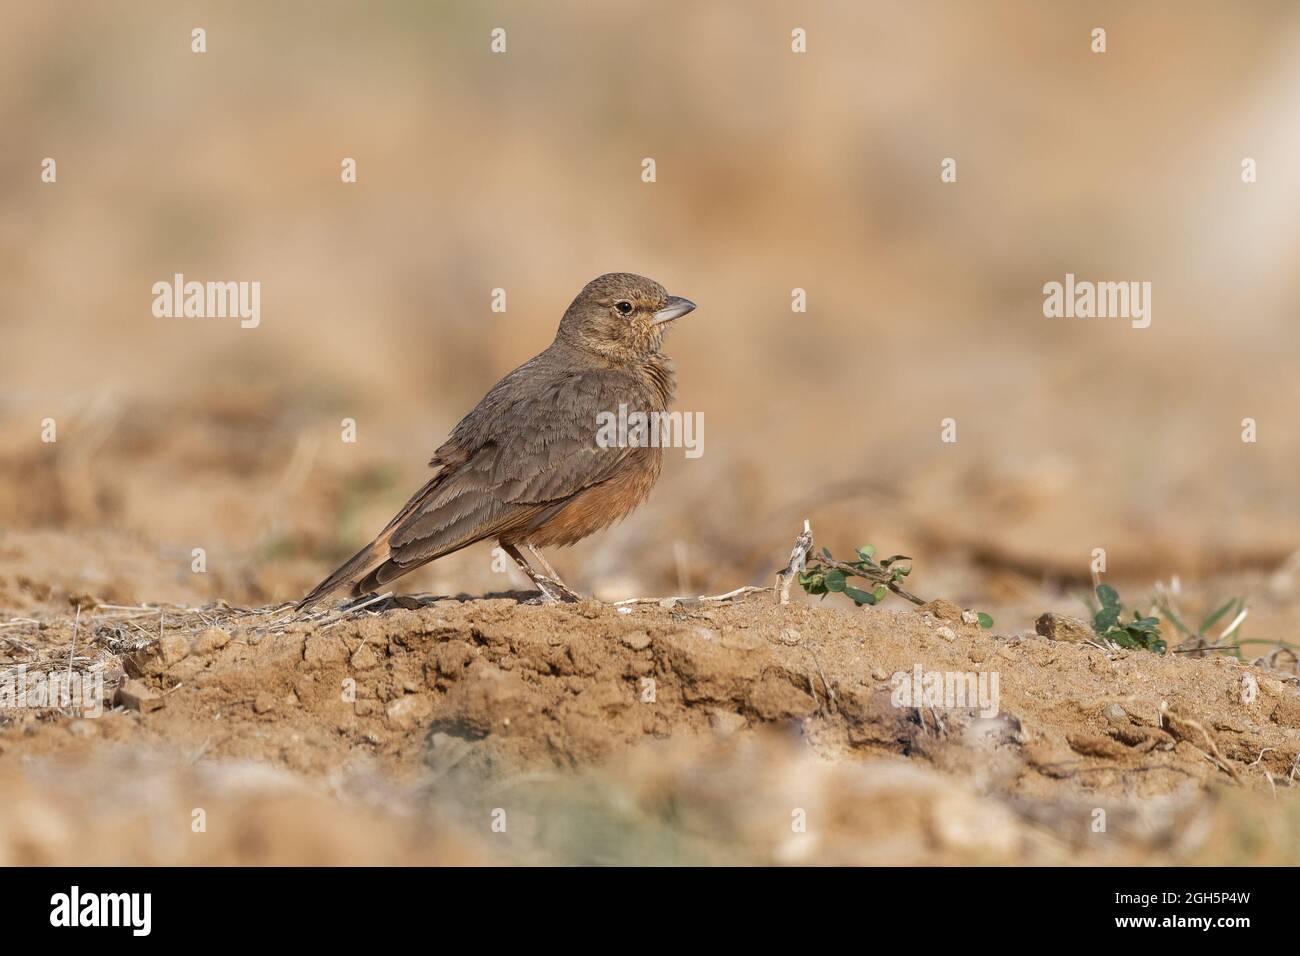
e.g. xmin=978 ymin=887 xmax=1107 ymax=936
xmin=3 ymin=590 xmax=1300 ymax=864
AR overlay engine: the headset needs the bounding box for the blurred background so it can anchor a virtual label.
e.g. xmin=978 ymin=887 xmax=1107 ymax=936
xmin=3 ymin=0 xmax=1299 ymax=633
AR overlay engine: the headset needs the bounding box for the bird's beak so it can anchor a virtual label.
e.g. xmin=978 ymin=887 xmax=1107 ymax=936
xmin=652 ymin=295 xmax=697 ymax=325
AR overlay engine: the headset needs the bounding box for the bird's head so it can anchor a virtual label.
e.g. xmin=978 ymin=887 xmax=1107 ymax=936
xmin=556 ymin=273 xmax=696 ymax=361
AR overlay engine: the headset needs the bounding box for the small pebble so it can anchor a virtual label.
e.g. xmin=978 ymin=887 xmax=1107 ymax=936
xmin=620 ymin=631 xmax=652 ymax=650
xmin=158 ymin=633 xmax=190 ymax=665
xmin=193 ymin=627 xmax=231 ymax=654
xmin=708 ymin=710 xmax=747 ymax=735
xmin=117 ymin=680 xmax=163 ymax=714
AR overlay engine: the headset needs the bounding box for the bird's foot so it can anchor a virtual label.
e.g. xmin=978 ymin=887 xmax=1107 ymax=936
xmin=543 ymin=576 xmax=582 ymax=602
xmin=524 ymin=576 xmax=581 ymax=604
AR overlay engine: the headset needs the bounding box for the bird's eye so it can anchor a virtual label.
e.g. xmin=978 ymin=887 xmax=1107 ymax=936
xmin=615 ymin=300 xmax=634 ymax=315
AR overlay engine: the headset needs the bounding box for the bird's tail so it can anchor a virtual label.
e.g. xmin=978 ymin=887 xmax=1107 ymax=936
xmin=295 ymin=533 xmax=392 ymax=611
xmin=296 ymin=472 xmax=453 ymax=611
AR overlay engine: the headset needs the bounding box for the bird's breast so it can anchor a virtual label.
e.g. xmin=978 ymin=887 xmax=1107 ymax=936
xmin=642 ymin=354 xmax=677 ymax=410
xmin=518 ymin=447 xmax=662 ymax=550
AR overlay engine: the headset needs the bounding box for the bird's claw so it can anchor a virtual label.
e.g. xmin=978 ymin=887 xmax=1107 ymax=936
xmin=525 ymin=576 xmax=580 ymax=604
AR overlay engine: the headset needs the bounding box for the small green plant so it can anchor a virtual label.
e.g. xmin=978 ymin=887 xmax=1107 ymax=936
xmin=798 ymin=544 xmax=993 ymax=627
xmin=1087 ymin=584 xmax=1165 ymax=654
xmin=1152 ymin=587 xmax=1260 ymax=660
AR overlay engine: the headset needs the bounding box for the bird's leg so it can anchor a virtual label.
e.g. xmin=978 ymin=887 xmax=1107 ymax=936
xmin=525 ymin=544 xmax=582 ymax=601
xmin=502 ymin=543 xmax=575 ymax=604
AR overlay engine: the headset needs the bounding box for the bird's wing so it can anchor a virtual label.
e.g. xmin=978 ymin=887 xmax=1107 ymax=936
xmin=384 ymin=363 xmax=647 ymax=565
xmin=296 ymin=357 xmax=656 ymax=605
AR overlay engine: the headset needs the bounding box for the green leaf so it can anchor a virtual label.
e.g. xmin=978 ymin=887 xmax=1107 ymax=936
xmin=977 ymin=612 xmax=994 ymax=629
xmin=1106 ymin=627 xmax=1137 ymax=648
xmin=1093 ymin=584 xmax=1122 ymax=634
xmin=856 ymin=545 xmax=875 ymax=560
xmin=1103 ymin=616 xmax=1165 ymax=655
xmin=1198 ymin=598 xmax=1237 ymax=634
xmin=799 ymin=571 xmax=827 ymax=595
xmin=843 ymin=585 xmax=877 ymax=606
xmin=872 ymin=585 xmax=888 ymax=602
xmin=825 ymin=569 xmax=846 ymax=593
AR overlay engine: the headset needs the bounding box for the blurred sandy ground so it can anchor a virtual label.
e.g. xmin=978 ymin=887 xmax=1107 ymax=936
xmin=7 ymin=735 xmax=1300 ymax=865
xmin=2 ymin=0 xmax=1300 ymax=626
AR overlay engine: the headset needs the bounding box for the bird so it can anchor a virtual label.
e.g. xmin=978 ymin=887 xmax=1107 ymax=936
xmin=296 ymin=273 xmax=697 ymax=609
